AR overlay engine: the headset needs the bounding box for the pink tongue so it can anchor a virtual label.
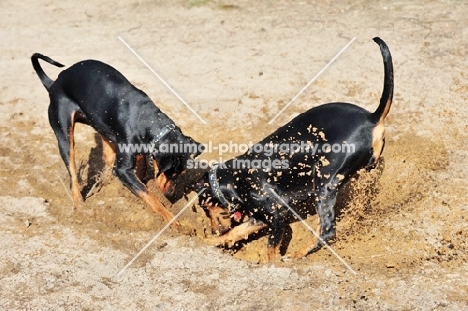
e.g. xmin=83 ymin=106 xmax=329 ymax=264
xmin=233 ymin=211 xmax=242 ymax=222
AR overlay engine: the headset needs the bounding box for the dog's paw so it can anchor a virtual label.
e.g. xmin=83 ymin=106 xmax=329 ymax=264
xmin=170 ymin=220 xmax=181 ymax=231
xmin=203 ymin=237 xmax=220 ymax=246
xmin=205 ymin=236 xmax=238 ymax=248
xmin=204 ymin=236 xmax=230 ymax=247
xmin=282 ymin=252 xmax=306 ymax=261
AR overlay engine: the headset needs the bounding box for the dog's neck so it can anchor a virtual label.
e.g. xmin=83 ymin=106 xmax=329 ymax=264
xmin=207 ymin=165 xmax=241 ymax=212
xmin=149 ymin=123 xmax=176 ymax=155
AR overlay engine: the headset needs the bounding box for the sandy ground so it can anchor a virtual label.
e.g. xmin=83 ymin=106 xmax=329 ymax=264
xmin=1 ymin=0 xmax=468 ymax=309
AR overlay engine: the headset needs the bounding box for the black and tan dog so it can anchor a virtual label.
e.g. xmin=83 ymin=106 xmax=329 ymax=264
xmin=32 ymin=54 xmax=203 ymax=229
xmin=190 ymin=37 xmax=393 ymax=260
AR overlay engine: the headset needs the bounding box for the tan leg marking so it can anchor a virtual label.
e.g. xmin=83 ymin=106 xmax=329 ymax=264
xmin=152 ymin=159 xmax=173 ymax=195
xmin=134 ymin=155 xmax=147 ymax=182
xmin=100 ymin=142 xmax=178 ymax=229
xmin=205 ymin=218 xmax=267 ymax=247
xmin=136 ymin=190 xmax=180 ymax=230
xmin=205 ymin=205 xmax=232 ymax=235
xmin=100 ymin=136 xmax=116 ymax=168
xmin=267 ymin=243 xmax=283 ymax=262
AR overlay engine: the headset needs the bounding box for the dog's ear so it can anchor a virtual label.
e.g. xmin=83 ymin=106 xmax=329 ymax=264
xmin=188 ymin=139 xmax=205 ymax=158
xmin=157 ymin=154 xmax=188 ymax=178
xmin=182 ymin=136 xmax=204 ymax=158
xmin=156 ymin=157 xmax=174 ymax=175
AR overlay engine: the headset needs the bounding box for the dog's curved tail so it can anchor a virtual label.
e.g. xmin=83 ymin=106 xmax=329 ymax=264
xmin=371 ymin=37 xmax=394 ymax=124
xmin=31 ymin=53 xmax=65 ymax=91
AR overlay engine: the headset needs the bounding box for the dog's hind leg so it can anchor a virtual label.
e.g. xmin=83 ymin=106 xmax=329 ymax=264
xmin=100 ymin=136 xmax=116 ymax=168
xmin=48 ymin=97 xmax=83 ymax=210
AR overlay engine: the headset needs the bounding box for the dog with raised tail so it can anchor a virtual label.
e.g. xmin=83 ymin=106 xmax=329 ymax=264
xmin=189 ymin=37 xmax=394 ymax=260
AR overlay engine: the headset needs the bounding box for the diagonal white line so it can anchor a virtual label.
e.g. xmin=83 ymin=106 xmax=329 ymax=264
xmin=118 ymin=36 xmax=207 ymax=125
xmin=116 ymin=188 xmax=206 ymax=277
xmin=57 ymin=173 xmax=74 ymax=206
xmin=268 ymin=37 xmax=356 ymax=124
xmin=265 ymin=186 xmax=357 ymax=275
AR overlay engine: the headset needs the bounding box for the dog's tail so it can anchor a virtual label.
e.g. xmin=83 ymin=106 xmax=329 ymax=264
xmin=31 ymin=53 xmax=65 ymax=90
xmin=371 ymin=37 xmax=393 ymax=124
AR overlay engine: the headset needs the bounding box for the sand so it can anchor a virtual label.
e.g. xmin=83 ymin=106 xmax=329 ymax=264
xmin=1 ymin=0 xmax=467 ymax=309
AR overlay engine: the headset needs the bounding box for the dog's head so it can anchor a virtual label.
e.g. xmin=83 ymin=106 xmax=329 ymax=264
xmin=153 ymin=129 xmax=205 ymax=203
xmin=185 ymin=172 xmax=233 ymax=236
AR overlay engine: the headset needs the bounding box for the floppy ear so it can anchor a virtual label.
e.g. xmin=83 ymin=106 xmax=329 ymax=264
xmin=155 ymin=157 xmax=174 ymax=175
xmin=156 ymin=154 xmax=187 ymax=179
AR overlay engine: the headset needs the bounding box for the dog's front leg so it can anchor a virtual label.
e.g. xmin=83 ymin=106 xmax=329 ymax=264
xmin=113 ymin=151 xmax=180 ymax=230
xmin=292 ymin=178 xmax=339 ymax=258
xmin=204 ymin=217 xmax=266 ymax=247
xmin=265 ymin=201 xmax=289 ymax=261
xmin=267 ymin=221 xmax=286 ymax=261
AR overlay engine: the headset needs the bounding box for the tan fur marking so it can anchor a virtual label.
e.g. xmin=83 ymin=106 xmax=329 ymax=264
xmin=372 ymin=121 xmax=386 ymax=163
xmin=152 ymin=159 xmax=159 ymax=175
xmin=152 ymin=159 xmax=172 ymax=195
xmin=100 ymin=136 xmax=116 ymax=168
xmin=134 ymin=155 xmax=147 ymax=182
xmin=204 ymin=205 xmax=232 ymax=235
xmin=380 ymin=98 xmax=392 ymax=123
xmin=205 ymin=218 xmax=267 ymax=247
xmin=156 ymin=171 xmax=172 ymax=194
xmin=136 ymin=190 xmax=180 ymax=230
xmin=267 ymin=243 xmax=282 ymax=261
